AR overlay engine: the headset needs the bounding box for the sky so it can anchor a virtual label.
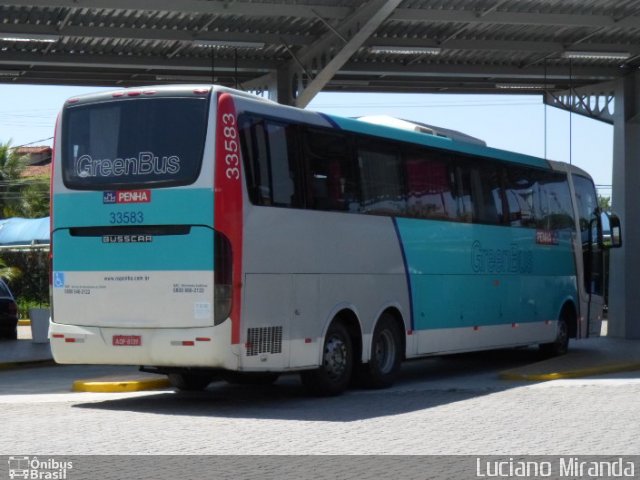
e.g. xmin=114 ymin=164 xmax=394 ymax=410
xmin=0 ymin=84 xmax=613 ymax=197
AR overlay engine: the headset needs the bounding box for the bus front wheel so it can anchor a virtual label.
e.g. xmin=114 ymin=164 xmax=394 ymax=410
xmin=301 ymin=322 xmax=353 ymax=396
xmin=539 ymin=311 xmax=570 ymax=357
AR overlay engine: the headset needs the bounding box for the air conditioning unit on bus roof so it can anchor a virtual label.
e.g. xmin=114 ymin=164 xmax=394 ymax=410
xmin=356 ymin=115 xmax=486 ymax=147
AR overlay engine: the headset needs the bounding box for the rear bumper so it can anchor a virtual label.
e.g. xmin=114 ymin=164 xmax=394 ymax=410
xmin=49 ymin=320 xmax=236 ymax=369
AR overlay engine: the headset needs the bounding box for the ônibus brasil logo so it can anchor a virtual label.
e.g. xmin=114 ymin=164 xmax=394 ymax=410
xmin=103 ymin=190 xmax=151 ymax=204
xmin=8 ymin=456 xmax=73 ymax=479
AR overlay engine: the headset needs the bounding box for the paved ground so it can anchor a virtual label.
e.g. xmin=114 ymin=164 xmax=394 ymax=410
xmin=2 ymin=320 xmax=640 ymax=472
xmin=3 ymin=331 xmax=640 ymax=479
xmin=1 ymin=347 xmax=639 ymax=457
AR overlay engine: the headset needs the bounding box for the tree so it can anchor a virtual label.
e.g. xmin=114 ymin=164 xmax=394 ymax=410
xmin=0 ymin=140 xmax=26 ymax=217
xmin=598 ymin=194 xmax=611 ymax=211
xmin=0 ymin=255 xmax=21 ymax=283
xmin=15 ymin=175 xmax=50 ymax=218
xmin=0 ymin=140 xmax=50 ymax=218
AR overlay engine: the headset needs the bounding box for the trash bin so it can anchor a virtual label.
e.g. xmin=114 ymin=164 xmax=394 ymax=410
xmin=29 ymin=308 xmax=50 ymax=344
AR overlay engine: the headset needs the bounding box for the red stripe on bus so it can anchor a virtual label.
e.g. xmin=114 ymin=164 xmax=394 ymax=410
xmin=214 ymin=92 xmax=243 ymax=345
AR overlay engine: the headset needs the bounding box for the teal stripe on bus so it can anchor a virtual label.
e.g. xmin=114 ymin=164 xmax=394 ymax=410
xmin=325 ymin=115 xmax=550 ymax=169
xmin=394 ymin=218 xmax=577 ymax=330
xmin=53 ymin=226 xmax=214 ymax=271
xmin=52 ymin=188 xmax=214 ymax=229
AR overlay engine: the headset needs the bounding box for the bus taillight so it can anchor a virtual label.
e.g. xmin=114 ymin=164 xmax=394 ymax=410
xmin=214 ymin=231 xmax=233 ymax=325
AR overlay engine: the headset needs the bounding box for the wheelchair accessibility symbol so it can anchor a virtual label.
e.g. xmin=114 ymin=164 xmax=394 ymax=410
xmin=54 ymin=272 xmax=65 ymax=288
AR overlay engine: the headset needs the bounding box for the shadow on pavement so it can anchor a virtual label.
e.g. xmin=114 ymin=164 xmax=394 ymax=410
xmin=72 ymin=347 xmax=544 ymax=422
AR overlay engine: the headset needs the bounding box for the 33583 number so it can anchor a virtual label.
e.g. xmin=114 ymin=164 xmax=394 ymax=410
xmin=109 ymin=211 xmax=144 ymax=224
xmin=221 ymin=112 xmax=240 ymax=180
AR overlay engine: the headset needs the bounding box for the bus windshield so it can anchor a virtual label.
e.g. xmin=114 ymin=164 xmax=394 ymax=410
xmin=62 ymin=97 xmax=209 ymax=190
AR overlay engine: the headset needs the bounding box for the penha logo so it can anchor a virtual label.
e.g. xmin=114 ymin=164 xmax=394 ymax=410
xmin=117 ymin=190 xmax=151 ymax=204
xmin=103 ymin=191 xmax=117 ymax=204
xmin=103 ymin=190 xmax=151 ymax=204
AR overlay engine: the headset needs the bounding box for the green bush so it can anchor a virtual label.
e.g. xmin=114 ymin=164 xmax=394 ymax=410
xmin=1 ymin=250 xmax=49 ymax=313
xmin=17 ymin=297 xmax=49 ymax=319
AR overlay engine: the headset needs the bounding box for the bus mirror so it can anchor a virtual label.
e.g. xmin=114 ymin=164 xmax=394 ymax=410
xmin=608 ymin=213 xmax=622 ymax=248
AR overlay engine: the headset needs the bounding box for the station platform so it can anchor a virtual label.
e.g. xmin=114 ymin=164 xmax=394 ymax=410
xmin=499 ymin=336 xmax=640 ymax=381
xmin=0 ymin=340 xmax=53 ymax=369
xmin=0 ymin=324 xmax=54 ymax=369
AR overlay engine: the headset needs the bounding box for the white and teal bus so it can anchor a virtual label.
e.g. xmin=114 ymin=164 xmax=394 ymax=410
xmin=49 ymin=85 xmax=621 ymax=395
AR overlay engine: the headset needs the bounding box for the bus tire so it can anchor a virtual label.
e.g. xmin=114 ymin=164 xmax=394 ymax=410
xmin=357 ymin=313 xmax=402 ymax=389
xmin=168 ymin=373 xmax=213 ymax=391
xmin=539 ymin=310 xmax=570 ymax=357
xmin=300 ymin=322 xmax=353 ymax=396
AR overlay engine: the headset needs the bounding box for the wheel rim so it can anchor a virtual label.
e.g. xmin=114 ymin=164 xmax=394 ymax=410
xmin=373 ymin=329 xmax=396 ymax=375
xmin=323 ymin=333 xmax=349 ymax=381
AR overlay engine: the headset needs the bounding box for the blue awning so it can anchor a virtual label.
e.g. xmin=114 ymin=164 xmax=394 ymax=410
xmin=0 ymin=217 xmax=50 ymax=245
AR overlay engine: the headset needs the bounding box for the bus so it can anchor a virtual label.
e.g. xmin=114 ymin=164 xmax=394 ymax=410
xmin=49 ymin=85 xmax=621 ymax=395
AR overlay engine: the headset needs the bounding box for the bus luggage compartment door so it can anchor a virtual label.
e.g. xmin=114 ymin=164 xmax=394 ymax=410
xmin=51 ymin=225 xmax=215 ymax=329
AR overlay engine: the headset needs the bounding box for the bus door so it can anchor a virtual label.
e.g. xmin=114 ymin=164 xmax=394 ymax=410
xmin=572 ymin=174 xmax=605 ymax=337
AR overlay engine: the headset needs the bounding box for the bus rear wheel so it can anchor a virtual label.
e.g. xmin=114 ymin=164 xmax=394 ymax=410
xmin=301 ymin=322 xmax=353 ymax=396
xmin=539 ymin=311 xmax=570 ymax=357
xmin=356 ymin=313 xmax=402 ymax=389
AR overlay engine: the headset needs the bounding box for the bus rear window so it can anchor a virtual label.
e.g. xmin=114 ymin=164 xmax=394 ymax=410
xmin=62 ymin=97 xmax=209 ymax=189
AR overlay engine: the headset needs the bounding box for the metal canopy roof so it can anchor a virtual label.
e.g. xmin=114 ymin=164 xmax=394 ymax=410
xmin=2 ymin=0 xmax=640 ymax=105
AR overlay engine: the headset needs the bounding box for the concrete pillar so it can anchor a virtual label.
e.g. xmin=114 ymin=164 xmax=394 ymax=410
xmin=609 ymin=72 xmax=640 ymax=338
xmin=267 ymin=66 xmax=295 ymax=106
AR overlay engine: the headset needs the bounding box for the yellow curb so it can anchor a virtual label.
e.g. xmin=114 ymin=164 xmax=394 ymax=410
xmin=72 ymin=376 xmax=171 ymax=393
xmin=18 ymin=319 xmax=31 ymax=326
xmin=499 ymin=362 xmax=640 ymax=381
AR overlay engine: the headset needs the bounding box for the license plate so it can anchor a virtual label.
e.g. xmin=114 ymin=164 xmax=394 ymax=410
xmin=112 ymin=335 xmax=142 ymax=346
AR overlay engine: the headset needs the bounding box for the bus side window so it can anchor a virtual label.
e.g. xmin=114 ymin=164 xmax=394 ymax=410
xmin=504 ymin=168 xmax=573 ymax=230
xmin=302 ymin=128 xmax=356 ymax=212
xmin=536 ymin=173 xmax=574 ymax=231
xmin=465 ymin=163 xmax=503 ymax=225
xmin=454 ymin=165 xmax=474 ymax=223
xmin=265 ymin=123 xmax=296 ymax=207
xmin=404 ymin=152 xmax=455 ymax=220
xmin=239 ymin=116 xmax=301 ymax=208
xmin=504 ymin=167 xmax=537 ymax=228
xmin=358 ymin=144 xmax=405 ymax=216
xmin=242 ymin=118 xmax=271 ymax=204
